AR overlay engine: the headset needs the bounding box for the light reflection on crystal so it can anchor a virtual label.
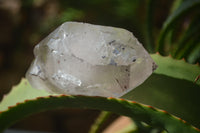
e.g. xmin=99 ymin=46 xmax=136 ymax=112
xmin=26 ymin=22 xmax=157 ymax=97
xmin=52 ymin=70 xmax=82 ymax=87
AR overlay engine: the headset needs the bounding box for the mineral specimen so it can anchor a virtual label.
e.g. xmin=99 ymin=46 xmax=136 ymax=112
xmin=26 ymin=22 xmax=157 ymax=97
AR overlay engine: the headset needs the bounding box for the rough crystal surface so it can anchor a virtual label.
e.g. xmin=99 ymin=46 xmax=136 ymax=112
xmin=26 ymin=22 xmax=157 ymax=97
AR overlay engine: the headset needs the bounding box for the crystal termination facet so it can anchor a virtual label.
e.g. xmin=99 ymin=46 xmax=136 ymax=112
xmin=26 ymin=22 xmax=157 ymax=97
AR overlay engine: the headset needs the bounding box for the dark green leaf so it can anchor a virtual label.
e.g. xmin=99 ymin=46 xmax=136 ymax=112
xmin=0 ymin=92 xmax=199 ymax=133
xmin=174 ymin=16 xmax=200 ymax=59
xmin=151 ymin=54 xmax=200 ymax=85
xmin=123 ymin=74 xmax=200 ymax=128
xmin=157 ymin=0 xmax=200 ymax=54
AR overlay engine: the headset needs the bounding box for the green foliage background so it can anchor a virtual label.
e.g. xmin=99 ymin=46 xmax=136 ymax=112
xmin=1 ymin=0 xmax=199 ymax=96
xmin=0 ymin=0 xmax=200 ymax=132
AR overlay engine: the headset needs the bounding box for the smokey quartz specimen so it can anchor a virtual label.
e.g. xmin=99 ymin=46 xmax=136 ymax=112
xmin=26 ymin=22 xmax=157 ymax=97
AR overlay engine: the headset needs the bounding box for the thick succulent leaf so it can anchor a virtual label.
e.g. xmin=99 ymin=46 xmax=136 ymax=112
xmin=151 ymin=54 xmax=200 ymax=85
xmin=0 ymin=78 xmax=53 ymax=112
xmin=170 ymin=0 xmax=184 ymax=13
xmin=157 ymin=0 xmax=200 ymax=54
xmin=123 ymin=73 xmax=200 ymax=128
xmin=122 ymin=54 xmax=200 ymax=128
xmin=145 ymin=0 xmax=155 ymax=53
xmin=177 ymin=35 xmax=200 ymax=61
xmin=1 ymin=54 xmax=199 ymax=113
xmin=0 ymin=91 xmax=199 ymax=133
xmin=123 ymin=54 xmax=200 ymax=128
xmin=0 ymin=54 xmax=199 ymax=132
xmin=187 ymin=42 xmax=200 ymax=64
xmin=174 ymin=16 xmax=200 ymax=59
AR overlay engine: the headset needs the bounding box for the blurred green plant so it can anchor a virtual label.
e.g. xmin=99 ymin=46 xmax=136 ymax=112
xmin=0 ymin=0 xmax=200 ymax=133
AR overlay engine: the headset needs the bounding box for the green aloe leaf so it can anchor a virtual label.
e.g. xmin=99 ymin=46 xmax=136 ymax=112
xmin=170 ymin=0 xmax=184 ymax=13
xmin=122 ymin=73 xmax=200 ymax=128
xmin=0 ymin=54 xmax=199 ymax=132
xmin=187 ymin=41 xmax=200 ymax=64
xmin=174 ymin=16 xmax=200 ymax=59
xmin=157 ymin=0 xmax=200 ymax=54
xmin=123 ymin=54 xmax=200 ymax=128
xmin=176 ymin=34 xmax=200 ymax=60
xmin=0 ymin=85 xmax=199 ymax=133
xmin=151 ymin=54 xmax=200 ymax=85
xmin=0 ymin=78 xmax=52 ymax=112
xmin=145 ymin=0 xmax=155 ymax=53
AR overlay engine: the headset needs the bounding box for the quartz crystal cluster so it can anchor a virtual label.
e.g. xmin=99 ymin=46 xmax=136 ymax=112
xmin=26 ymin=22 xmax=157 ymax=97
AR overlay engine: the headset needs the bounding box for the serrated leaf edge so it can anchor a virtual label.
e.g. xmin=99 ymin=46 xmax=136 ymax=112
xmin=0 ymin=95 xmax=199 ymax=133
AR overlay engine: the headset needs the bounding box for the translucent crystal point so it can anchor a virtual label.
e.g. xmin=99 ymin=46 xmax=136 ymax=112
xmin=26 ymin=22 xmax=157 ymax=97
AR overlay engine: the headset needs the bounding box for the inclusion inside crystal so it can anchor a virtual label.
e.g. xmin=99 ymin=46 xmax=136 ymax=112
xmin=26 ymin=22 xmax=157 ymax=97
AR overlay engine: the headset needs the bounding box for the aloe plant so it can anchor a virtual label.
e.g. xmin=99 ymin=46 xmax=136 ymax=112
xmin=0 ymin=0 xmax=200 ymax=133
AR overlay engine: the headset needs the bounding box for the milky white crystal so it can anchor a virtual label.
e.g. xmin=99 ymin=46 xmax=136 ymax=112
xmin=26 ymin=22 xmax=157 ymax=97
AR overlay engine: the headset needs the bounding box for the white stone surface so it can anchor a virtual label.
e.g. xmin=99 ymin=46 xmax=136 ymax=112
xmin=26 ymin=22 xmax=157 ymax=97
